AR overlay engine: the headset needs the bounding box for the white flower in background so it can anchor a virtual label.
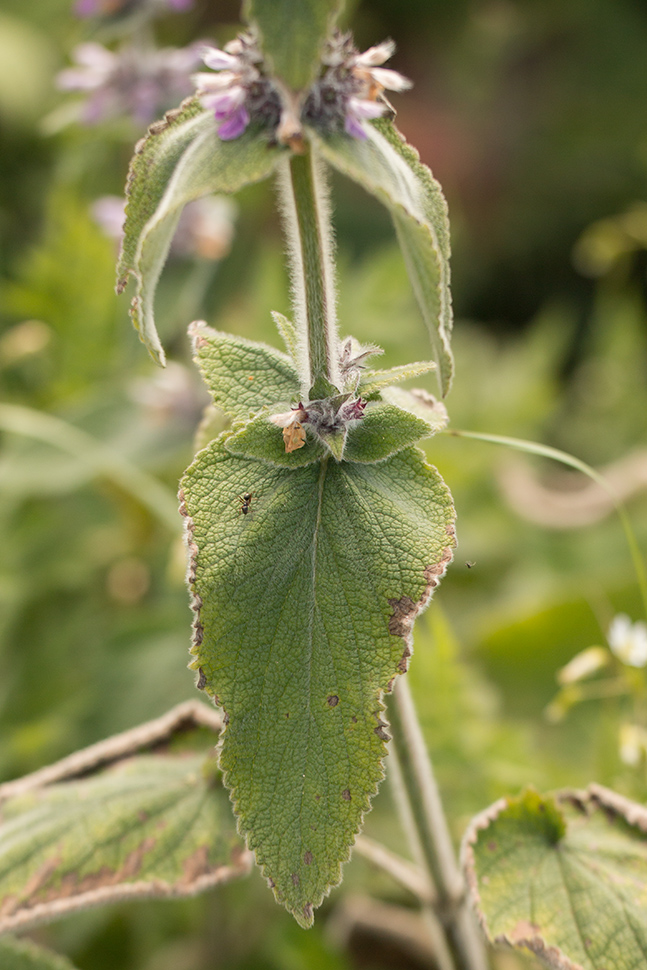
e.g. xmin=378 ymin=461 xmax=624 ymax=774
xmin=619 ymin=723 xmax=647 ymax=766
xmin=608 ymin=613 xmax=647 ymax=667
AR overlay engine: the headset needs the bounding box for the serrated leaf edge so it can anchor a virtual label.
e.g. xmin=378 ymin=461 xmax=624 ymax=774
xmin=179 ymin=462 xmax=456 ymax=925
xmin=459 ymin=784 xmax=647 ymax=970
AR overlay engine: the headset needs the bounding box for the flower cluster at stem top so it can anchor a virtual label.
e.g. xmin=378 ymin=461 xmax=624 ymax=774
xmin=193 ymin=30 xmax=411 ymax=143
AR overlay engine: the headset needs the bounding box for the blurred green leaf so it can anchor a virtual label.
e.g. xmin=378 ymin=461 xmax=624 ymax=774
xmin=0 ymin=936 xmax=79 ymax=970
xmin=0 ymin=751 xmax=250 ymax=934
xmin=463 ymin=784 xmax=647 ymax=970
xmin=180 ymin=441 xmax=455 ymax=925
xmin=244 ymin=0 xmax=341 ymax=90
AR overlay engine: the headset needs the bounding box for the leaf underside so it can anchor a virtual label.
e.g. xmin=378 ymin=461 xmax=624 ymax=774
xmin=312 ymin=123 xmax=453 ymax=397
xmin=0 ymin=753 xmax=249 ymax=934
xmin=118 ymin=110 xmax=285 ymax=365
xmin=181 ymin=441 xmax=456 ymax=925
xmin=463 ymin=785 xmax=647 ymax=970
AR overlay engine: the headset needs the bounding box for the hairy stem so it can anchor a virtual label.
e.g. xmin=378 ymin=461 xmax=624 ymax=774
xmin=390 ymin=676 xmax=488 ymax=970
xmin=278 ymin=149 xmax=339 ymax=398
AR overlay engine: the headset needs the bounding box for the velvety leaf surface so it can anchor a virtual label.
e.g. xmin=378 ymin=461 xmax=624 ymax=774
xmin=0 ymin=936 xmax=79 ymax=970
xmin=380 ymin=386 xmax=449 ymax=434
xmin=180 ymin=442 xmax=456 ymax=925
xmin=245 ymin=0 xmax=341 ymax=89
xmin=119 ymin=121 xmax=285 ymax=364
xmin=312 ymin=125 xmax=453 ymax=396
xmin=225 ymin=414 xmax=326 ymax=467
xmin=462 ymin=785 xmax=647 ymax=970
xmin=0 ymin=754 xmax=249 ymax=934
xmin=344 ymin=403 xmax=437 ymax=463
xmin=359 ymin=361 xmax=437 ymax=397
xmin=190 ymin=323 xmax=300 ymax=421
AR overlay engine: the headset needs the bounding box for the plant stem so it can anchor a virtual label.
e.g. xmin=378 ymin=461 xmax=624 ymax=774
xmin=279 ymin=150 xmax=339 ymax=398
xmin=389 ymin=676 xmax=489 ymax=970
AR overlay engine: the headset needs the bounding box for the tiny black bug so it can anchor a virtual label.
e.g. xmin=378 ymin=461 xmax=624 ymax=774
xmin=238 ymin=492 xmax=253 ymax=515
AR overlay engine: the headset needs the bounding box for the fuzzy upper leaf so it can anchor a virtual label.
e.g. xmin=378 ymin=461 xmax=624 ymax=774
xmin=118 ymin=113 xmax=285 ymax=365
xmin=190 ymin=323 xmax=300 ymax=420
xmin=463 ymin=784 xmax=647 ymax=970
xmin=312 ymin=121 xmax=453 ymax=396
xmin=181 ymin=442 xmax=455 ymax=925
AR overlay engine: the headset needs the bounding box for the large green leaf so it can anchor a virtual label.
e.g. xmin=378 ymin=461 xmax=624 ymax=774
xmin=190 ymin=323 xmax=300 ymax=421
xmin=0 ymin=937 xmax=79 ymax=970
xmin=312 ymin=123 xmax=453 ymax=396
xmin=244 ymin=0 xmax=341 ymax=90
xmin=180 ymin=442 xmax=456 ymax=925
xmin=118 ymin=117 xmax=285 ymax=365
xmin=462 ymin=785 xmax=647 ymax=970
xmin=0 ymin=751 xmax=249 ymax=933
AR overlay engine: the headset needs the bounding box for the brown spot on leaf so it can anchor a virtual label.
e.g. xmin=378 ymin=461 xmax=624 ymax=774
xmin=285 ymin=712 xmax=290 ymax=719
xmin=374 ymin=722 xmax=390 ymax=742
xmin=181 ymin=845 xmax=211 ymax=885
xmin=303 ymin=903 xmax=313 ymax=922
xmin=509 ymin=920 xmax=541 ymax=944
xmin=388 ymin=596 xmax=417 ymax=637
xmin=350 ymin=716 xmax=357 ymax=724
xmin=327 ymin=695 xmax=339 ymax=707
xmin=267 ymin=877 xmax=275 ymax=888
xmin=197 ymin=668 xmax=207 ymax=690
xmin=487 ymin=840 xmax=497 ymax=852
xmin=342 ymin=789 xmax=351 ymax=802
xmin=304 ymin=851 xmax=313 ymax=865
xmin=314 ymin=794 xmax=321 ymax=802
xmin=291 ymin=873 xmax=300 ymax=887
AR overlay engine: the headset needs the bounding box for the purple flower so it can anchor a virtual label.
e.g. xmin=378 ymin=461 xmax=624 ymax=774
xmin=303 ymin=34 xmax=411 ymax=140
xmin=74 ymin=0 xmax=193 ymax=18
xmin=57 ymin=42 xmax=201 ymax=126
xmin=193 ymin=33 xmax=281 ymax=141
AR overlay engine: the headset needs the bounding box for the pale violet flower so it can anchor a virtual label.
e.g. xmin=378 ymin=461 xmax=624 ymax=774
xmin=57 ymin=42 xmax=200 ymax=125
xmin=75 ymin=0 xmax=192 ymax=19
xmin=303 ymin=33 xmax=411 ymax=140
xmin=608 ymin=614 xmax=647 ymax=667
xmin=193 ymin=33 xmax=281 ymax=141
xmin=92 ymin=194 xmax=237 ymax=260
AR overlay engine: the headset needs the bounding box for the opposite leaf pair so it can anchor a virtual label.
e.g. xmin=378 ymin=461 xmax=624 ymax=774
xmin=179 ymin=322 xmax=457 ymax=924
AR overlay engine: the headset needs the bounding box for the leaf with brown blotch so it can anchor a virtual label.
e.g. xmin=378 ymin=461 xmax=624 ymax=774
xmin=0 ymin=703 xmax=251 ymax=933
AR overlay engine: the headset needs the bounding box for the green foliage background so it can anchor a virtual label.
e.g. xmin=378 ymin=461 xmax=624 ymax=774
xmin=1 ymin=0 xmax=647 ymax=967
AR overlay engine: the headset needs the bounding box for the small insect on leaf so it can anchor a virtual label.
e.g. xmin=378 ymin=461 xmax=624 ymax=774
xmin=238 ymin=492 xmax=253 ymax=515
xmin=465 ymin=560 xmax=476 ymax=569
xmin=283 ymin=421 xmax=307 ymax=453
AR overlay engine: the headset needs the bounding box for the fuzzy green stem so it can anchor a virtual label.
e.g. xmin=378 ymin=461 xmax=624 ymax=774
xmin=280 ymin=150 xmax=339 ymax=398
xmin=390 ymin=677 xmax=488 ymax=970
